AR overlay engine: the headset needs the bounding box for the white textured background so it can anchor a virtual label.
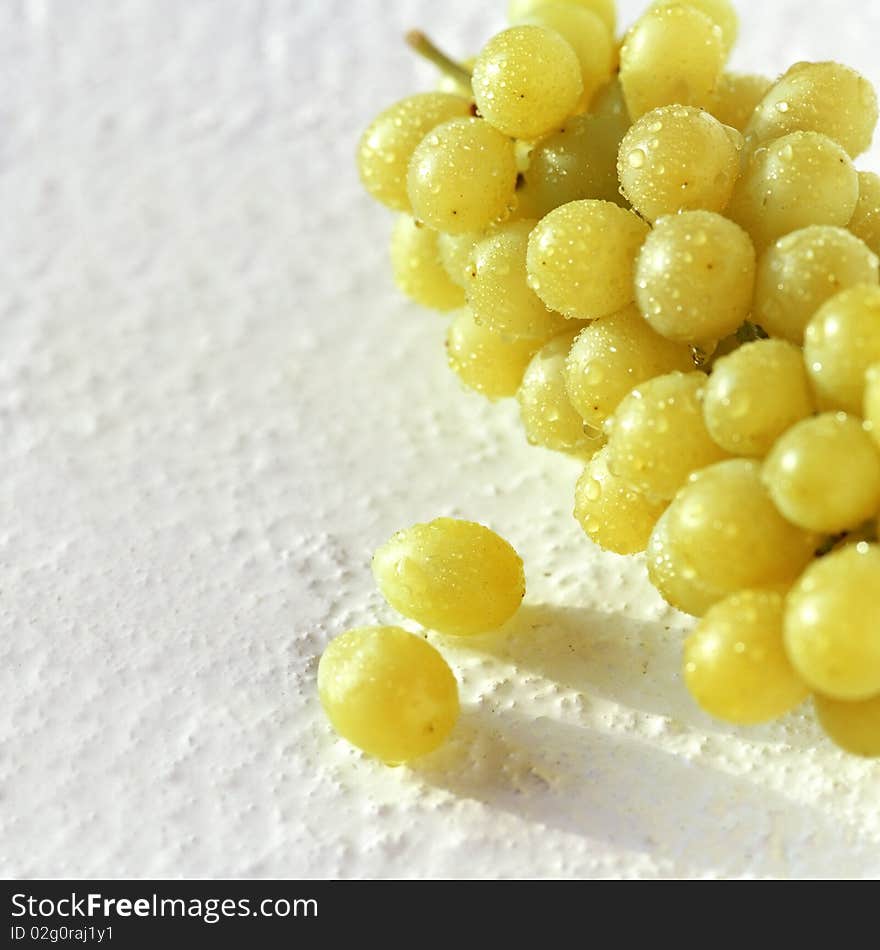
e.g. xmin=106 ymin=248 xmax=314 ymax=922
xmin=2 ymin=0 xmax=880 ymax=879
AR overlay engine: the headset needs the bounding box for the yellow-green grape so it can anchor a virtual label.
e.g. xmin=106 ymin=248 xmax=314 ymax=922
xmin=589 ymin=76 xmax=629 ymax=122
xmin=508 ymin=0 xmax=616 ymax=35
xmin=618 ymin=106 xmax=741 ymax=223
xmin=865 ymin=364 xmax=880 ymax=446
xmin=708 ymin=73 xmax=773 ymax=131
xmin=372 ymin=518 xmax=525 ymax=636
xmin=815 ymin=693 xmax=880 ymax=758
xmin=518 ymin=330 xmax=600 ymax=455
xmin=407 ymin=117 xmax=518 ymax=234
xmin=762 ymin=413 xmax=880 ymax=534
xmin=389 ymin=216 xmax=466 ymax=311
xmin=606 ymin=372 xmax=729 ymax=500
xmin=317 ymin=626 xmax=459 ymax=764
xmin=634 ymin=211 xmax=755 ymax=344
xmin=437 ymin=230 xmax=483 ymax=289
xmin=619 ymin=6 xmax=725 ymax=121
xmin=849 ymin=171 xmax=880 ymax=257
xmin=650 ymin=0 xmax=738 ymax=55
xmin=446 ymin=308 xmax=540 ymax=400
xmin=564 ymin=305 xmax=694 ymax=428
xmin=704 ymin=340 xmax=815 ymax=457
xmin=804 ymin=284 xmax=880 ymax=413
xmin=784 ymin=544 xmax=880 ymax=700
xmin=754 ymin=226 xmax=879 ymax=344
xmin=574 ymin=446 xmax=667 ymax=555
xmin=726 ymin=131 xmax=859 ymax=252
xmin=745 ymin=62 xmax=879 ymax=159
xmin=526 ymin=200 xmax=650 ymax=320
xmin=358 ymin=93 xmax=472 ymax=212
xmin=471 ymin=26 xmax=583 ymax=141
xmin=684 ymin=590 xmax=808 ymax=724
xmin=466 ymin=221 xmax=569 ymax=340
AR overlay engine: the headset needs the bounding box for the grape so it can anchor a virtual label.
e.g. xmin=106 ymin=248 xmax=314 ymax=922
xmin=574 ymin=446 xmax=668 ymax=555
xmin=762 ymin=413 xmax=880 ymax=534
xmin=357 ymin=93 xmax=472 ymax=212
xmin=618 ymin=106 xmax=742 ymax=223
xmin=745 ymin=62 xmax=879 ymax=159
xmin=814 ymin=693 xmax=880 ymax=757
xmin=437 ymin=230 xmax=483 ymax=289
xmin=704 ymin=339 xmax=815 ymax=457
xmin=849 ymin=171 xmax=880 ymax=257
xmin=389 ymin=216 xmax=466 ymax=311
xmin=754 ymin=226 xmax=879 ymax=344
xmin=606 ymin=372 xmax=729 ymax=500
xmin=466 ymin=220 xmax=570 ymax=340
xmin=650 ymin=0 xmax=738 ymax=55
xmin=565 ymin=305 xmax=694 ymax=428
xmin=684 ymin=590 xmax=808 ymax=724
xmin=526 ymin=200 xmax=650 ymax=320
xmin=864 ymin=364 xmax=880 ymax=445
xmin=619 ymin=6 xmax=725 ymax=120
xmin=446 ymin=308 xmax=540 ymax=400
xmin=708 ymin=73 xmax=772 ymax=131
xmin=784 ymin=544 xmax=880 ymax=700
xmin=472 ymin=26 xmax=583 ymax=141
xmin=318 ymin=626 xmax=459 ymax=764
xmin=589 ymin=76 xmax=629 ymax=122
xmin=407 ymin=117 xmax=518 ymax=234
xmin=726 ymin=131 xmax=860 ymax=251
xmin=804 ymin=284 xmax=880 ymax=413
xmin=634 ymin=211 xmax=755 ymax=343
xmin=509 ymin=0 xmax=616 ymax=35
xmin=372 ymin=518 xmax=525 ymax=636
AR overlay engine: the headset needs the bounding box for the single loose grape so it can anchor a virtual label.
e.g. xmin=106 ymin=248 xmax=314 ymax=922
xmin=373 ymin=518 xmax=525 ymax=636
xmin=708 ymin=73 xmax=773 ymax=132
xmin=407 ymin=117 xmax=518 ymax=234
xmin=446 ymin=308 xmax=540 ymax=400
xmin=509 ymin=0 xmax=616 ymax=35
xmin=754 ymin=226 xmax=879 ymax=344
xmin=564 ymin=305 xmax=694 ymax=428
xmin=472 ymin=26 xmax=583 ymax=141
xmin=704 ymin=339 xmax=815 ymax=457
xmin=606 ymin=372 xmax=729 ymax=500
xmin=318 ymin=626 xmax=459 ymax=764
xmin=574 ymin=446 xmax=667 ymax=555
xmin=684 ymin=590 xmax=808 ymax=724
xmin=618 ymin=106 xmax=742 ymax=223
xmin=815 ymin=693 xmax=880 ymax=758
xmin=784 ymin=544 xmax=880 ymax=700
xmin=389 ymin=216 xmax=466 ymax=311
xmin=762 ymin=413 xmax=880 ymax=534
xmin=849 ymin=171 xmax=880 ymax=257
xmin=526 ymin=200 xmax=649 ymax=320
xmin=650 ymin=0 xmax=738 ymax=55
xmin=634 ymin=211 xmax=755 ymax=343
xmin=437 ymin=230 xmax=484 ymax=289
xmin=745 ymin=62 xmax=879 ymax=159
xmin=726 ymin=131 xmax=859 ymax=251
xmin=619 ymin=6 xmax=725 ymax=120
xmin=804 ymin=284 xmax=880 ymax=413
xmin=358 ymin=93 xmax=473 ymax=212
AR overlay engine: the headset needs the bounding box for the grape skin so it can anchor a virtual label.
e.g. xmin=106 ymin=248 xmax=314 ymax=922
xmin=708 ymin=73 xmax=773 ymax=132
xmin=849 ymin=171 xmax=880 ymax=257
xmin=814 ymin=693 xmax=880 ymax=757
xmin=390 ymin=216 xmax=466 ymax=312
xmin=650 ymin=0 xmax=738 ymax=55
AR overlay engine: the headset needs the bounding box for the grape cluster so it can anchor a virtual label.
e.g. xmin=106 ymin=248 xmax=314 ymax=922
xmin=354 ymin=0 xmax=880 ymax=759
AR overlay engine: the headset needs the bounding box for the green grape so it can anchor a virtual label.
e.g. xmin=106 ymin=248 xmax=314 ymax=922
xmin=358 ymin=93 xmax=472 ymax=212
xmin=407 ymin=117 xmax=518 ymax=234
xmin=849 ymin=171 xmax=880 ymax=257
xmin=472 ymin=26 xmax=583 ymax=141
xmin=744 ymin=61 xmax=878 ymax=159
xmin=466 ymin=220 xmax=570 ymax=340
xmin=708 ymin=72 xmax=772 ymax=131
xmin=762 ymin=413 xmax=880 ymax=534
xmin=606 ymin=372 xmax=729 ymax=500
xmin=726 ymin=131 xmax=860 ymax=252
xmin=318 ymin=626 xmax=459 ymax=764
xmin=618 ymin=106 xmax=741 ymax=223
xmin=437 ymin=230 xmax=483 ymax=289
xmin=635 ymin=211 xmax=755 ymax=343
xmin=684 ymin=590 xmax=808 ymax=724
xmin=619 ymin=6 xmax=725 ymax=120
xmin=564 ymin=305 xmax=694 ymax=428
xmin=704 ymin=339 xmax=815 ymax=457
xmin=784 ymin=544 xmax=880 ymax=700
xmin=804 ymin=284 xmax=880 ymax=413
xmin=650 ymin=0 xmax=738 ymax=55
xmin=389 ymin=216 xmax=466 ymax=311
xmin=574 ymin=446 xmax=667 ymax=555
xmin=589 ymin=76 xmax=629 ymax=122
xmin=815 ymin=693 xmax=880 ymax=758
xmin=508 ymin=0 xmax=617 ymax=35
xmin=373 ymin=518 xmax=525 ymax=636
xmin=754 ymin=226 xmax=879 ymax=344
xmin=865 ymin=364 xmax=880 ymax=446
xmin=446 ymin=308 xmax=540 ymax=399
xmin=526 ymin=200 xmax=650 ymax=320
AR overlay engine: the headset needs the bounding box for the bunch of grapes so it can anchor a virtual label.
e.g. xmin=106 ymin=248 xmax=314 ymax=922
xmin=349 ymin=0 xmax=880 ymax=760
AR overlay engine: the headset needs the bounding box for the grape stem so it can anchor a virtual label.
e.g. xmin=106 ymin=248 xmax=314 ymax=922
xmin=405 ymin=30 xmax=472 ymax=87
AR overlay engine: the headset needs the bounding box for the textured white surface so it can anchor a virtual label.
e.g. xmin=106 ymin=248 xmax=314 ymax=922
xmin=3 ymin=0 xmax=880 ymax=879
